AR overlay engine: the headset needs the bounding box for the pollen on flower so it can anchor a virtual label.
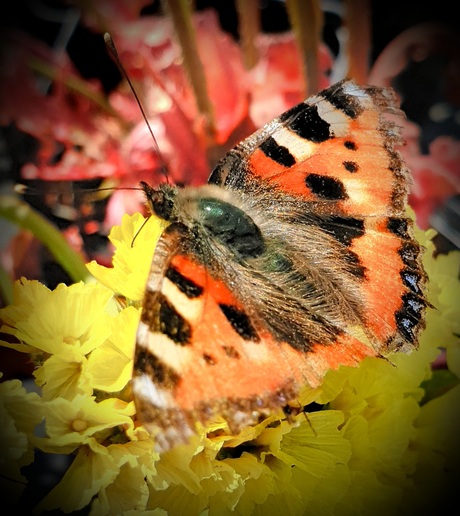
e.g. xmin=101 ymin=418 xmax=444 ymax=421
xmin=72 ymin=419 xmax=89 ymax=432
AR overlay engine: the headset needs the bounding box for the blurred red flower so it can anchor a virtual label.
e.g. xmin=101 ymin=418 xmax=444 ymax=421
xmin=1 ymin=9 xmax=333 ymax=231
xmin=405 ymin=135 xmax=460 ymax=229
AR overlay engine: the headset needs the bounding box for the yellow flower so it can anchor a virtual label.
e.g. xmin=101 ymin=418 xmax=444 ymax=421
xmin=0 ymin=281 xmax=115 ymax=401
xmin=86 ymin=213 xmax=168 ymax=302
xmin=0 ymin=376 xmax=43 ymax=505
xmin=35 ymin=396 xmax=135 ymax=452
xmin=1 ymin=280 xmax=113 ymax=356
xmin=0 ymin=210 xmax=459 ymax=514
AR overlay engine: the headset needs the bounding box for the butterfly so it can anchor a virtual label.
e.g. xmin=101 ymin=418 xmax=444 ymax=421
xmin=131 ymin=79 xmax=427 ymax=452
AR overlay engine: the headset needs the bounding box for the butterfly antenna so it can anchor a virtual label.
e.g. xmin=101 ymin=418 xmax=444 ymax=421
xmin=131 ymin=216 xmax=152 ymax=248
xmin=104 ymin=32 xmax=170 ymax=184
xmin=302 ymin=411 xmax=318 ymax=437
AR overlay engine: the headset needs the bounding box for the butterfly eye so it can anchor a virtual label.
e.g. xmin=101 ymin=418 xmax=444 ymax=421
xmin=198 ymin=198 xmax=265 ymax=258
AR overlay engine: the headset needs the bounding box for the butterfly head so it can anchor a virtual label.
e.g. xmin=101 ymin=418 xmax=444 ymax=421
xmin=140 ymin=181 xmax=178 ymax=221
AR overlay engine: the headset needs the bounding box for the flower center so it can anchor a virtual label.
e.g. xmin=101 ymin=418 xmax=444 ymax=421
xmin=72 ymin=419 xmax=88 ymax=432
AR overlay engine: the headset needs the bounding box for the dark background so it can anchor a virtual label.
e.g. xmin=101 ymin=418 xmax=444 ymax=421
xmin=0 ymin=2 xmax=459 ymax=511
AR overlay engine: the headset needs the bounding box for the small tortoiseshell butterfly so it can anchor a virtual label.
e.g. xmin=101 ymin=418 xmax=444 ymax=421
xmin=132 ymin=80 xmax=427 ymax=452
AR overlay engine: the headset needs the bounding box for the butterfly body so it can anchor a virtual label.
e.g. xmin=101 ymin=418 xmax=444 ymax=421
xmin=133 ymin=80 xmax=427 ymax=452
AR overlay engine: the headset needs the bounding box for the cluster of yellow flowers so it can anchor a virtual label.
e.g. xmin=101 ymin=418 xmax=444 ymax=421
xmin=1 ymin=212 xmax=459 ymax=515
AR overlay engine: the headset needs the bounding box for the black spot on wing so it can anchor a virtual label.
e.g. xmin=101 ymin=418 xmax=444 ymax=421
xmin=395 ymin=292 xmax=426 ymax=344
xmin=219 ymin=304 xmax=259 ymax=341
xmin=260 ymin=136 xmax=296 ymax=167
xmin=202 ymin=353 xmax=216 ymax=365
xmin=322 ymin=86 xmax=363 ymax=119
xmin=222 ymin=345 xmax=241 ymax=359
xmin=166 ymin=265 xmax=203 ymax=298
xmin=142 ymin=291 xmax=191 ymax=345
xmin=280 ymin=104 xmax=332 ymax=143
xmin=134 ymin=350 xmax=180 ymax=389
xmin=343 ymin=160 xmax=359 ymax=173
xmin=343 ymin=249 xmax=367 ymax=279
xmin=344 ymin=140 xmax=357 ymax=150
xmin=387 ymin=217 xmax=410 ymax=239
xmin=307 ymin=216 xmax=366 ymax=277
xmin=398 ymin=242 xmax=419 ymax=269
xmin=305 ymin=174 xmax=348 ymax=200
xmin=313 ymin=216 xmax=365 ymax=246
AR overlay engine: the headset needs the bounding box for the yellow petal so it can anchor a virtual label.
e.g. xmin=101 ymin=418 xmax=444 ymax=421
xmin=34 ymin=349 xmax=92 ymax=400
xmin=217 ymin=454 xmax=274 ymax=513
xmin=0 ymin=377 xmax=43 ymax=436
xmin=87 ymin=213 xmax=167 ymax=301
xmin=87 ymin=306 xmax=140 ymax=392
xmin=35 ymin=440 xmax=119 ymax=513
xmin=274 ymin=411 xmax=351 ymax=477
xmin=256 ymin=457 xmax=303 ymax=514
xmin=91 ymin=459 xmax=149 ymax=515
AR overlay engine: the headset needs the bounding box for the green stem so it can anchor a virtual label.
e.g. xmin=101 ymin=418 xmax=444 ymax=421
xmin=236 ymin=0 xmax=261 ymax=69
xmin=164 ymin=0 xmax=216 ymax=140
xmin=285 ymin=0 xmax=323 ymax=96
xmin=0 ymin=263 xmax=14 ymax=306
xmin=0 ymin=195 xmax=91 ymax=284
